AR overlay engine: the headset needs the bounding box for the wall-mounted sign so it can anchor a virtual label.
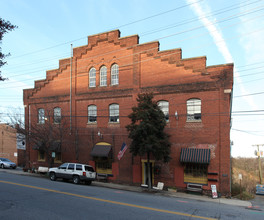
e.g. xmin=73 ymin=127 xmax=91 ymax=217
xmin=16 ymin=133 xmax=26 ymax=150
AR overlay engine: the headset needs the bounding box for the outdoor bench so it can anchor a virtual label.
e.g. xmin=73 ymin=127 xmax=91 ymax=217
xmin=187 ymin=183 xmax=203 ymax=194
xmin=97 ymin=173 xmax=108 ymax=182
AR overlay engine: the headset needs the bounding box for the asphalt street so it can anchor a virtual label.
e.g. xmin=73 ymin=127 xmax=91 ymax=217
xmin=1 ymin=168 xmax=264 ymax=219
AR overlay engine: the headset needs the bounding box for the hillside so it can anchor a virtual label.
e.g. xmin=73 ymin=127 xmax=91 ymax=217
xmin=232 ymin=157 xmax=264 ymax=193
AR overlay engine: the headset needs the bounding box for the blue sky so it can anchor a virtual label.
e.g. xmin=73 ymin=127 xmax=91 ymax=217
xmin=1 ymin=0 xmax=264 ymax=157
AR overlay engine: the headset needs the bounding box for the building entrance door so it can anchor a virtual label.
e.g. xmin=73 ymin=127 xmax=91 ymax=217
xmin=141 ymin=160 xmax=154 ymax=186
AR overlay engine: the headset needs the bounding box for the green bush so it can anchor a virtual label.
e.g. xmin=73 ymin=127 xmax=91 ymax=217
xmin=233 ymin=191 xmax=255 ymax=200
xmin=231 ymin=183 xmax=245 ymax=197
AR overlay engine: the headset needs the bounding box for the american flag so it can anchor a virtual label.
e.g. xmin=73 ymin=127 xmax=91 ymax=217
xmin=117 ymin=143 xmax=128 ymax=160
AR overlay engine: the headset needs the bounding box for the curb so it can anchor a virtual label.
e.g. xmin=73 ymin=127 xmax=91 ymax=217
xmin=0 ymin=168 xmax=252 ymax=207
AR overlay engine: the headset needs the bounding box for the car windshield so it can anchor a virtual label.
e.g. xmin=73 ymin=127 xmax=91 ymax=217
xmin=1 ymin=158 xmax=10 ymax=162
xmin=59 ymin=163 xmax=68 ymax=169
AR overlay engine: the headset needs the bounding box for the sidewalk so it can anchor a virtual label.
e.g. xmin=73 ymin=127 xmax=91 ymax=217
xmin=0 ymin=167 xmax=252 ymax=208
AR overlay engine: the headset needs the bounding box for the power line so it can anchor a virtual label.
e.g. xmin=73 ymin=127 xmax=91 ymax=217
xmin=6 ymin=0 xmax=205 ymax=61
xmin=2 ymin=0 xmax=263 ymax=76
xmin=2 ymin=17 xmax=264 ymax=89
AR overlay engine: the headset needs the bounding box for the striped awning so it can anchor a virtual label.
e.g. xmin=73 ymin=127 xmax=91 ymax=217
xmin=180 ymin=148 xmax=211 ymax=164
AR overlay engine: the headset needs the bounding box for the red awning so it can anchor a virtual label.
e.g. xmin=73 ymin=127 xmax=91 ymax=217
xmin=180 ymin=148 xmax=210 ymax=164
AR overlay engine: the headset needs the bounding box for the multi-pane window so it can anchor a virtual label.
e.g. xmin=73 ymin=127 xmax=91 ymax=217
xmin=54 ymin=107 xmax=61 ymax=124
xmin=187 ymin=98 xmax=201 ymax=121
xmin=184 ymin=164 xmax=208 ymax=185
xmin=88 ymin=105 xmax=97 ymax=123
xmin=158 ymin=101 xmax=169 ymax=122
xmin=38 ymin=108 xmax=45 ymax=124
xmin=54 ymin=152 xmax=62 ymax=163
xmin=109 ymin=104 xmax=119 ymax=122
xmin=89 ymin=67 xmax=96 ymax=87
xmin=100 ymin=66 xmax=107 ymax=86
xmin=111 ymin=64 xmax=119 ymax=85
xmin=38 ymin=150 xmax=45 ymax=161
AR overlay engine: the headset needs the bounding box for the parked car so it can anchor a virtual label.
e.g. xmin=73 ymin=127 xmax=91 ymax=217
xmin=48 ymin=163 xmax=96 ymax=185
xmin=0 ymin=158 xmax=17 ymax=169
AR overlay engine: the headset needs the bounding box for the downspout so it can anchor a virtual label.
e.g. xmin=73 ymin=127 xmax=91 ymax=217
xmin=230 ymin=88 xmax=233 ymax=196
xmin=70 ymin=44 xmax=73 ymax=134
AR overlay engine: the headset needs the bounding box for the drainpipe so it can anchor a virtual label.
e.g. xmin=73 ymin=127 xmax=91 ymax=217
xmin=230 ymin=88 xmax=233 ymax=196
xmin=70 ymin=44 xmax=73 ymax=134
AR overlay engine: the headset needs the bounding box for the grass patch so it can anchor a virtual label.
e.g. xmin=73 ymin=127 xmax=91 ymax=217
xmin=233 ymin=191 xmax=255 ymax=200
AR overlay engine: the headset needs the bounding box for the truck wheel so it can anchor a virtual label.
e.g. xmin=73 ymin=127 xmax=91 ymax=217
xmin=73 ymin=175 xmax=80 ymax=184
xmin=50 ymin=172 xmax=56 ymax=181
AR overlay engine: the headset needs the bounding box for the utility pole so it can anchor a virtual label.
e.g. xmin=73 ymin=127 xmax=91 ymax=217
xmin=253 ymin=144 xmax=264 ymax=185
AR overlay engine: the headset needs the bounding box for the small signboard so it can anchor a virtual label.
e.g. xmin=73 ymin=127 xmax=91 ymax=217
xmin=52 ymin=152 xmax=56 ymax=158
xmin=16 ymin=133 xmax=26 ymax=150
xmin=211 ymin=185 xmax=218 ymax=199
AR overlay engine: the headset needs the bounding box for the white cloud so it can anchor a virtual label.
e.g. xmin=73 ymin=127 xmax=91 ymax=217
xmin=238 ymin=4 xmax=264 ymax=64
xmin=186 ymin=0 xmax=257 ymax=109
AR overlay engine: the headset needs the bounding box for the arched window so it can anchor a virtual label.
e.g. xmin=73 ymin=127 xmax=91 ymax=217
xmin=38 ymin=108 xmax=45 ymax=124
xmin=187 ymin=98 xmax=201 ymax=121
xmin=89 ymin=67 xmax=96 ymax=87
xmin=109 ymin=104 xmax=119 ymax=122
xmin=158 ymin=101 xmax=169 ymax=122
xmin=54 ymin=107 xmax=61 ymax=124
xmin=111 ymin=64 xmax=119 ymax=85
xmin=100 ymin=66 xmax=107 ymax=86
xmin=88 ymin=105 xmax=97 ymax=123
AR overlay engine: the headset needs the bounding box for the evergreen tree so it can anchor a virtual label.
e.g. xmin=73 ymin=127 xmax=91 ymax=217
xmin=126 ymin=93 xmax=171 ymax=189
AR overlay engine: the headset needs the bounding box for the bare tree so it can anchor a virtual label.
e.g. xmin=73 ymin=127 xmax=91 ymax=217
xmin=8 ymin=109 xmax=70 ymax=168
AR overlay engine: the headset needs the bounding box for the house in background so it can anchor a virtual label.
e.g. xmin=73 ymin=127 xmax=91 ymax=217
xmin=0 ymin=123 xmax=26 ymax=167
xmin=23 ymin=30 xmax=233 ymax=195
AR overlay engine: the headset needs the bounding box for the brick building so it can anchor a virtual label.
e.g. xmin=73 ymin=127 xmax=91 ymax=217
xmin=23 ymin=30 xmax=233 ymax=195
xmin=0 ymin=123 xmax=17 ymax=165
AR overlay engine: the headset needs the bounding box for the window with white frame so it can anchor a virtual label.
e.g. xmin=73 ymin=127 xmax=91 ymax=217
xmin=109 ymin=104 xmax=119 ymax=122
xmin=54 ymin=107 xmax=61 ymax=124
xmin=38 ymin=108 xmax=45 ymax=124
xmin=187 ymin=98 xmax=201 ymax=121
xmin=111 ymin=64 xmax=119 ymax=85
xmin=89 ymin=67 xmax=96 ymax=87
xmin=100 ymin=66 xmax=107 ymax=86
xmin=88 ymin=105 xmax=97 ymax=123
xmin=158 ymin=101 xmax=169 ymax=122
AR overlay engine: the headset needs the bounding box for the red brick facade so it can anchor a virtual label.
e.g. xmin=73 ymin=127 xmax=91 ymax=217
xmin=23 ymin=30 xmax=233 ymax=195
